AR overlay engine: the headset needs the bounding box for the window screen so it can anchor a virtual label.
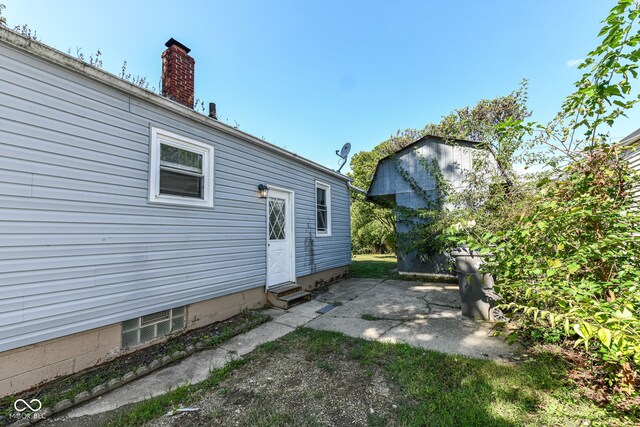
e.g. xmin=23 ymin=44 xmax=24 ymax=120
xmin=159 ymin=144 xmax=204 ymax=198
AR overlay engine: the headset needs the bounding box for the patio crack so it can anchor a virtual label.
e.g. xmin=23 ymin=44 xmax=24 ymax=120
xmin=420 ymin=295 xmax=461 ymax=310
xmin=376 ymin=317 xmax=414 ymax=340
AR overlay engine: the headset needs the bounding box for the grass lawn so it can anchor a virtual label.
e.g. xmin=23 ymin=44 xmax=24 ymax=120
xmin=349 ymin=253 xmax=398 ymax=279
xmin=108 ymin=328 xmax=634 ymax=426
xmin=350 ymin=253 xmax=455 ymax=283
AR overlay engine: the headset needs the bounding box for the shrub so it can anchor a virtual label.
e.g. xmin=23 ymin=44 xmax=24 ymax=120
xmin=480 ymin=145 xmax=640 ymax=385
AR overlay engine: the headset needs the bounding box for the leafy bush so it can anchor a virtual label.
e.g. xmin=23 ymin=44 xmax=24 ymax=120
xmin=477 ymin=145 xmax=640 ymax=384
xmin=439 ymin=0 xmax=640 ymax=389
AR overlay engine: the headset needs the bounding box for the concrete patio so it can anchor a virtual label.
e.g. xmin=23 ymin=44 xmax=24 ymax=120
xmin=307 ymin=278 xmax=516 ymax=361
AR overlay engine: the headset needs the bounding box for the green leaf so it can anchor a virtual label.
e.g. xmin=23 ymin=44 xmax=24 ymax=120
xmin=597 ymin=328 xmax=612 ymax=348
xmin=573 ymin=323 xmax=586 ymax=339
xmin=567 ymin=263 xmax=581 ymax=274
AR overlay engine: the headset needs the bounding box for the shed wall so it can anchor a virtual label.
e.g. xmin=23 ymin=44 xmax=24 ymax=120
xmin=628 ymin=146 xmax=640 ymax=203
xmin=368 ymin=138 xmax=480 ymax=274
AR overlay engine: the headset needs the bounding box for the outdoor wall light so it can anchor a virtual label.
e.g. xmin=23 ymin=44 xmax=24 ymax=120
xmin=258 ymin=184 xmax=269 ymax=199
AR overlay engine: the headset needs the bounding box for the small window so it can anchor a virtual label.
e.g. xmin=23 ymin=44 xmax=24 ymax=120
xmin=122 ymin=307 xmax=185 ymax=349
xmin=141 ymin=310 xmax=170 ymax=326
xmin=150 ymin=128 xmax=214 ymax=208
xmin=315 ymin=181 xmax=331 ymax=236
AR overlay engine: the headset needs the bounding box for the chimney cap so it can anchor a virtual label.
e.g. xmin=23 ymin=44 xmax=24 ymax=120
xmin=164 ymin=38 xmax=191 ymax=54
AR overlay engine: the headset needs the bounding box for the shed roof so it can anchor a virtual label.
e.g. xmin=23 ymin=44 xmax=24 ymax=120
xmin=366 ymin=134 xmax=482 ymax=197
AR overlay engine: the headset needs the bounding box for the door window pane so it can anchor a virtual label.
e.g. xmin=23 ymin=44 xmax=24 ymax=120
xmin=269 ymin=198 xmax=286 ymax=240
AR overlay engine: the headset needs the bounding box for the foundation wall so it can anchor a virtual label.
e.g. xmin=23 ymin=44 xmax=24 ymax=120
xmin=186 ymin=287 xmax=267 ymax=330
xmin=0 ymin=325 xmax=120 ymax=398
xmin=0 ymin=287 xmax=267 ymax=397
xmin=296 ymin=265 xmax=350 ymax=291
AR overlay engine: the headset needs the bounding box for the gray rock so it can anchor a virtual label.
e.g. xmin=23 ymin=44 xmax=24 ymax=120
xmin=40 ymin=407 xmax=53 ymax=419
xmin=135 ymin=366 xmax=149 ymax=376
xmin=8 ymin=418 xmax=31 ymax=427
xmin=73 ymin=391 xmax=91 ymax=404
xmin=90 ymin=384 xmax=108 ymax=396
xmin=122 ymin=371 xmax=136 ymax=382
xmin=161 ymin=355 xmax=172 ymax=365
xmin=53 ymin=399 xmax=73 ymax=413
xmin=172 ymin=351 xmax=187 ymax=360
xmin=107 ymin=378 xmax=122 ymax=390
xmin=185 ymin=345 xmax=196 ymax=355
xmin=148 ymin=359 xmax=162 ymax=370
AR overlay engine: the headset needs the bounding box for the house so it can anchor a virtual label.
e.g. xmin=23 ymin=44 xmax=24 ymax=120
xmin=367 ymin=135 xmax=482 ymax=275
xmin=0 ymin=29 xmax=351 ymax=396
xmin=620 ymin=128 xmax=640 ymax=203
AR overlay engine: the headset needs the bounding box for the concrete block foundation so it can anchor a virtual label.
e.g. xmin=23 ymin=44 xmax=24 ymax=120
xmin=0 ymin=286 xmax=267 ymax=397
xmin=296 ymin=265 xmax=350 ymax=291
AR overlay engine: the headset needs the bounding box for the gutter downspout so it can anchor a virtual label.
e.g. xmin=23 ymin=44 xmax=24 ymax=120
xmin=347 ymin=182 xmax=368 ymax=196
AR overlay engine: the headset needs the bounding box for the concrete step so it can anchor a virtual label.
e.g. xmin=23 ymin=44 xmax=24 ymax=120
xmin=279 ymin=290 xmax=311 ymax=303
xmin=267 ymin=289 xmax=311 ymax=310
xmin=268 ymin=282 xmax=301 ymax=298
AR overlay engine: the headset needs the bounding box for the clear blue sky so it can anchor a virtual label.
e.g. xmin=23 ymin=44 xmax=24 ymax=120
xmin=3 ymin=1 xmax=638 ymax=172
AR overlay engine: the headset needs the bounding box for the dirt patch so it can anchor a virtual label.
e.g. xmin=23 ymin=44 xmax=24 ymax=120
xmin=147 ymin=347 xmax=403 ymax=426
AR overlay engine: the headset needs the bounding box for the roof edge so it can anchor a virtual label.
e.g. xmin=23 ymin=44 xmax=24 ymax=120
xmin=0 ymin=27 xmax=350 ymax=182
xmin=376 ymin=134 xmax=482 ymax=165
xmin=620 ymin=128 xmax=640 ymax=146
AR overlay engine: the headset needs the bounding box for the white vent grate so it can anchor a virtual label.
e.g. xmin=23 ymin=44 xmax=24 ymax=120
xmin=121 ymin=307 xmax=185 ymax=349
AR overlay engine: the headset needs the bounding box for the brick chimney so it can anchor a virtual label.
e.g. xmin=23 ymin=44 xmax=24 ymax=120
xmin=161 ymin=38 xmax=195 ymax=108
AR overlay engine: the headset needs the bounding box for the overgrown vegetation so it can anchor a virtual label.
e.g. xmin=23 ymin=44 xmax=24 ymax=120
xmin=360 ymin=0 xmax=640 ymax=394
xmin=348 ymin=82 xmax=534 ymax=257
xmin=453 ymin=0 xmax=640 ymax=391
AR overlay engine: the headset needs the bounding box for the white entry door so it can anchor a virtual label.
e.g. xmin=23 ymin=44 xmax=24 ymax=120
xmin=267 ymin=189 xmax=293 ymax=288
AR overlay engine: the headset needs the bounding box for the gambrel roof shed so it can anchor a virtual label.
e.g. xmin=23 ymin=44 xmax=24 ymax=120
xmin=367 ymin=135 xmax=484 ymax=275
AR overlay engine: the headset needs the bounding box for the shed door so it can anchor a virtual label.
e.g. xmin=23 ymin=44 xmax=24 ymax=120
xmin=267 ymin=189 xmax=293 ymax=288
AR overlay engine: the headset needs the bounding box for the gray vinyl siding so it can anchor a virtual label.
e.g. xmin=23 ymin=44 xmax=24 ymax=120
xmin=628 ymin=147 xmax=640 ymax=203
xmin=0 ymin=40 xmax=350 ymax=352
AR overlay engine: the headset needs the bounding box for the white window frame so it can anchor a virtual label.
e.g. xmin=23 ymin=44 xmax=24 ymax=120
xmin=315 ymin=180 xmax=332 ymax=237
xmin=149 ymin=127 xmax=214 ymax=208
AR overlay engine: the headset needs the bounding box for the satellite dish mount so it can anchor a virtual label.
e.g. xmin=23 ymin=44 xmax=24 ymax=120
xmin=335 ymin=142 xmax=351 ymax=173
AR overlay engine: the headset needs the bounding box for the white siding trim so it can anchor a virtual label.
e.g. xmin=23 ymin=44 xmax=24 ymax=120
xmin=149 ymin=127 xmax=214 ymax=208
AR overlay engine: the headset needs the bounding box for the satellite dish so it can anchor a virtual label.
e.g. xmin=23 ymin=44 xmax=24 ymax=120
xmin=337 ymin=142 xmax=351 ymax=159
xmin=335 ymin=142 xmax=351 ymax=173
